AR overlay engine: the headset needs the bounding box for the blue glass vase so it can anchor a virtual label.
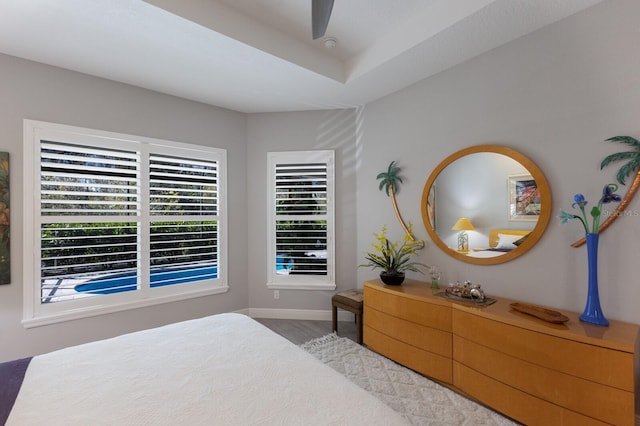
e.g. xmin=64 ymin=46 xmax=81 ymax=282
xmin=580 ymin=233 xmax=609 ymax=326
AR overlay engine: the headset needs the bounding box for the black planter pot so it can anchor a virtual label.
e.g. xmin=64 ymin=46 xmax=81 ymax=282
xmin=379 ymin=271 xmax=405 ymax=285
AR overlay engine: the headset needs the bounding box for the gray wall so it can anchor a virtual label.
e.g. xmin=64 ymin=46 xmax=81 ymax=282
xmin=356 ymin=0 xmax=640 ymax=324
xmin=2 ymin=0 xmax=640 ymax=361
xmin=0 ymin=54 xmax=249 ymax=361
xmin=246 ymin=110 xmax=358 ymax=314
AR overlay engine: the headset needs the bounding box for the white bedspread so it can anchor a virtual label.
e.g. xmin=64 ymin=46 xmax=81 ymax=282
xmin=8 ymin=313 xmax=407 ymax=425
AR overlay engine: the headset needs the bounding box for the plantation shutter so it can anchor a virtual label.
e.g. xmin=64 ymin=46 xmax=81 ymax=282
xmin=24 ymin=120 xmax=228 ymax=326
xmin=40 ymin=141 xmax=140 ymax=302
xmin=38 ymin=141 xmax=221 ymax=303
xmin=268 ymin=151 xmax=335 ymax=290
xmin=275 ymin=162 xmax=328 ymax=274
xmin=149 ymin=153 xmax=219 ymax=287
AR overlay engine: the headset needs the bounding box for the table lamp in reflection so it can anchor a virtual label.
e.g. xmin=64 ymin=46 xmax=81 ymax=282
xmin=452 ymin=217 xmax=474 ymax=252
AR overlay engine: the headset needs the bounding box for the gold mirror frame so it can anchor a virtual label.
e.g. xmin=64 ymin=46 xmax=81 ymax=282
xmin=420 ymin=145 xmax=551 ymax=265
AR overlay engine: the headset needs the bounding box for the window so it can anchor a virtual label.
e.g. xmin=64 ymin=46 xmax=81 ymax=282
xmin=23 ymin=120 xmax=227 ymax=327
xmin=267 ymin=151 xmax=335 ymax=290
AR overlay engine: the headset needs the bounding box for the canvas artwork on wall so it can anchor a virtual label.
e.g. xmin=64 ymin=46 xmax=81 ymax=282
xmin=0 ymin=152 xmax=9 ymax=284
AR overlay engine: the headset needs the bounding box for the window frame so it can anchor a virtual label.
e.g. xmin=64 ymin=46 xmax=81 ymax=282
xmin=23 ymin=120 xmax=228 ymax=328
xmin=266 ymin=150 xmax=335 ymax=290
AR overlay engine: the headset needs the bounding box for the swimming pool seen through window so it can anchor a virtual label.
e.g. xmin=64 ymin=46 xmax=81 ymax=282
xmin=23 ymin=120 xmax=228 ymax=327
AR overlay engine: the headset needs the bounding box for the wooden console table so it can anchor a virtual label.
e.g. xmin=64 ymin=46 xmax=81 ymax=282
xmin=363 ymin=279 xmax=639 ymax=425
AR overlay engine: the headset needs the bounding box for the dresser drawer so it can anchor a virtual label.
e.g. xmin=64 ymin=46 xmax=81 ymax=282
xmin=364 ymin=285 xmax=451 ymax=332
xmin=452 ymin=309 xmax=634 ymax=391
xmin=454 ymin=336 xmax=634 ymax=425
xmin=365 ymin=305 xmax=452 ymax=357
xmin=363 ymin=280 xmax=639 ymax=425
xmin=365 ymin=326 xmax=452 ymax=384
xmin=453 ymin=362 xmax=608 ymax=426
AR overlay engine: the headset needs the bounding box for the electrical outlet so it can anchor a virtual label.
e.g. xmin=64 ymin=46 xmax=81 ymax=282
xmin=274 ymin=290 xmax=280 ymax=300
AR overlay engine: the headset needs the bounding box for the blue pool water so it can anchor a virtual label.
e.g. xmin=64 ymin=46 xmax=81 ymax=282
xmin=276 ymin=255 xmax=293 ymax=272
xmin=75 ymin=265 xmax=218 ymax=295
xmin=75 ymin=257 xmax=292 ymax=295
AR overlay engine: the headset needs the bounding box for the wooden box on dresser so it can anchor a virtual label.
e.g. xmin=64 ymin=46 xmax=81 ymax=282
xmin=363 ymin=279 xmax=640 ymax=426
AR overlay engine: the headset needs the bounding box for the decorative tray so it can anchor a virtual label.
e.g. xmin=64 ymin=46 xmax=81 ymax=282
xmin=435 ymin=292 xmax=497 ymax=307
xmin=510 ymin=302 xmax=570 ymax=324
xmin=445 ymin=281 xmax=485 ymax=300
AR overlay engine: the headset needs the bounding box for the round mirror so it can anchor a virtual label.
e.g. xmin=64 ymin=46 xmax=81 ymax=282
xmin=421 ymin=145 xmax=551 ymax=265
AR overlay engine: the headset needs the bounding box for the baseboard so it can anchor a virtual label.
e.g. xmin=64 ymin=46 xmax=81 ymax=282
xmin=247 ymin=308 xmax=353 ymax=322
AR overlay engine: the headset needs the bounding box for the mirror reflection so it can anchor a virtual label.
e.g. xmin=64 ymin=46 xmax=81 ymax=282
xmin=421 ymin=145 xmax=551 ymax=265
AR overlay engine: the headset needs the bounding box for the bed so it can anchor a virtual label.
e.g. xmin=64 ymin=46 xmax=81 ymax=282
xmin=466 ymin=229 xmax=531 ymax=258
xmin=1 ymin=313 xmax=407 ymax=425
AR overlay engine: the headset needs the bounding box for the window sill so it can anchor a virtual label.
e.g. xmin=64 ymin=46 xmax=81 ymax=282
xmin=266 ymin=282 xmax=336 ymax=291
xmin=22 ymin=285 xmax=229 ymax=329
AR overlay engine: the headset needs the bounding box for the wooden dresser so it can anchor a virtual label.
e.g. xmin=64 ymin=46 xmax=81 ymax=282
xmin=363 ymin=279 xmax=640 ymax=425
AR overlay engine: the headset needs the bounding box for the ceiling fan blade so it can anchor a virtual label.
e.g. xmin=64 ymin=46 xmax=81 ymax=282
xmin=312 ymin=0 xmax=334 ymax=40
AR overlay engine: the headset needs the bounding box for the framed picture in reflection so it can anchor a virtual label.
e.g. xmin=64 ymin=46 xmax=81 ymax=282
xmin=508 ymin=174 xmax=539 ymax=221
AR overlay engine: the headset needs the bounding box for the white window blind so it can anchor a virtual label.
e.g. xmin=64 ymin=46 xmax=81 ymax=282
xmin=23 ymin=120 xmax=227 ymax=327
xmin=40 ymin=141 xmax=140 ymax=302
xmin=149 ymin=153 xmax=219 ymax=288
xmin=267 ymin=151 xmax=335 ymax=290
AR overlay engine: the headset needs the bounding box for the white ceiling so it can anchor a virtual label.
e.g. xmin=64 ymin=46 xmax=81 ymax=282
xmin=0 ymin=0 xmax=605 ymax=113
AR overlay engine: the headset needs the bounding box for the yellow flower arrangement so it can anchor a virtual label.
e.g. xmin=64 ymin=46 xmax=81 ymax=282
xmin=361 ymin=224 xmax=427 ymax=274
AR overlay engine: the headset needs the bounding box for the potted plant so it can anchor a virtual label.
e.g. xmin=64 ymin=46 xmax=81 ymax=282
xmin=361 ymin=224 xmax=427 ymax=285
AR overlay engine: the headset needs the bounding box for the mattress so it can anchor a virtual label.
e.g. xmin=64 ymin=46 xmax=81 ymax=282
xmin=4 ymin=313 xmax=407 ymax=425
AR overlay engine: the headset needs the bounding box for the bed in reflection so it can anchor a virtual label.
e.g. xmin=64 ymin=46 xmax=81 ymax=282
xmin=466 ymin=229 xmax=531 ymax=258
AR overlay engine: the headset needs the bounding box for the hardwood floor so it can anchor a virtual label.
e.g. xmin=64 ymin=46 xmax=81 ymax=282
xmin=255 ymin=318 xmax=357 ymax=345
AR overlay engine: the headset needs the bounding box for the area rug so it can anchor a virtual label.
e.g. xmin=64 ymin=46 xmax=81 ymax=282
xmin=301 ymin=333 xmax=519 ymax=426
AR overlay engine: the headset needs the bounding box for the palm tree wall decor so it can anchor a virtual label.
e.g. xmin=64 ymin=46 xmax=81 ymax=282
xmin=377 ymin=161 xmax=417 ymax=241
xmin=572 ymin=136 xmax=640 ymax=247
